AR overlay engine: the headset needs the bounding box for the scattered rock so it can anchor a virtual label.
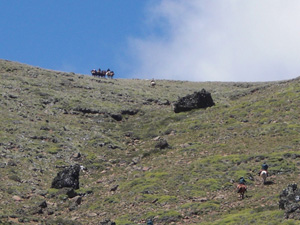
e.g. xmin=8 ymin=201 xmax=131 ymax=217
xmin=37 ymin=190 xmax=48 ymax=196
xmin=153 ymin=136 xmax=160 ymax=141
xmin=72 ymin=152 xmax=81 ymax=159
xmin=57 ymin=188 xmax=77 ymax=198
xmin=51 ymin=164 xmax=80 ymax=189
xmin=180 ymin=143 xmax=191 ymax=148
xmin=30 ymin=206 xmax=43 ymax=215
xmin=111 ymin=114 xmax=122 ymax=121
xmin=73 ymin=196 xmax=82 ymax=205
xmin=74 ymin=107 xmax=101 ymax=114
xmin=8 ymin=94 xmax=18 ymax=99
xmin=12 ymin=195 xmax=22 ymax=201
xmin=8 ymin=174 xmax=21 ymax=183
xmin=173 ymin=89 xmax=215 ymax=113
xmin=121 ymin=109 xmax=139 ymax=115
xmin=99 ymin=219 xmax=116 ymax=225
xmin=214 ymin=195 xmax=225 ymax=200
xmin=155 ymin=138 xmax=169 ymax=150
xmin=158 ymin=99 xmax=170 ymax=105
xmin=131 ymin=157 xmax=140 ymax=165
xmin=39 ymin=201 xmax=47 ymax=208
xmin=40 ymin=126 xmax=50 ymax=131
xmin=110 ymin=185 xmax=119 ymax=192
xmin=7 ymin=160 xmax=17 ymax=166
xmin=69 ymin=196 xmax=82 ymax=211
xmin=279 ymin=183 xmax=300 ymax=219
xmin=143 ymin=167 xmax=150 ymax=172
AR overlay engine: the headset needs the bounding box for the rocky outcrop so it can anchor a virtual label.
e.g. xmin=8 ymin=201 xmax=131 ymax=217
xmin=99 ymin=219 xmax=116 ymax=225
xmin=51 ymin=164 xmax=80 ymax=189
xmin=73 ymin=107 xmax=102 ymax=114
xmin=173 ymin=89 xmax=215 ymax=113
xmin=111 ymin=114 xmax=122 ymax=121
xmin=279 ymin=183 xmax=300 ymax=219
xmin=155 ymin=138 xmax=169 ymax=150
xmin=121 ymin=109 xmax=139 ymax=115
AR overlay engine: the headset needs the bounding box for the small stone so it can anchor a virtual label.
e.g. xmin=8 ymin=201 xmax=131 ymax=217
xmin=143 ymin=167 xmax=150 ymax=172
xmin=39 ymin=200 xmax=47 ymax=208
xmin=73 ymin=196 xmax=82 ymax=205
xmin=110 ymin=185 xmax=119 ymax=192
xmin=12 ymin=195 xmax=22 ymax=201
xmin=88 ymin=212 xmax=97 ymax=217
xmin=72 ymin=152 xmax=81 ymax=159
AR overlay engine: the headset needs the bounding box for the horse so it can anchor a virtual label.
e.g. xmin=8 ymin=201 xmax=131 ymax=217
xmin=91 ymin=69 xmax=97 ymax=77
xmin=237 ymin=184 xmax=247 ymax=199
xmin=150 ymin=79 xmax=156 ymax=87
xmin=91 ymin=69 xmax=106 ymax=78
xmin=106 ymin=71 xmax=114 ymax=79
xmin=99 ymin=70 xmax=106 ymax=78
xmin=260 ymin=170 xmax=268 ymax=185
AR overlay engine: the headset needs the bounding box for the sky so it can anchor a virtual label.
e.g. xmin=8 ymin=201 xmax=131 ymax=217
xmin=1 ymin=0 xmax=300 ymax=82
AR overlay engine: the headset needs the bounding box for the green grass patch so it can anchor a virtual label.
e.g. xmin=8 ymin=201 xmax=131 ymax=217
xmin=47 ymin=147 xmax=62 ymax=154
xmin=202 ymin=208 xmax=285 ymax=225
xmin=181 ymin=201 xmax=220 ymax=215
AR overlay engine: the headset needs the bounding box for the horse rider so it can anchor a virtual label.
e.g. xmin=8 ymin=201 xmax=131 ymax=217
xmin=150 ymin=78 xmax=156 ymax=87
xmin=147 ymin=219 xmax=153 ymax=225
xmin=239 ymin=176 xmax=246 ymax=185
xmin=91 ymin=69 xmax=96 ymax=75
xmin=236 ymin=176 xmax=247 ymax=199
xmin=237 ymin=176 xmax=247 ymax=193
xmin=258 ymin=162 xmax=269 ymax=176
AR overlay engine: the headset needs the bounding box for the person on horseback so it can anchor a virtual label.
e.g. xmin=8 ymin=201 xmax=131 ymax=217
xmin=258 ymin=162 xmax=269 ymax=176
xmin=239 ymin=176 xmax=246 ymax=185
xmin=237 ymin=177 xmax=247 ymax=199
xmin=147 ymin=219 xmax=153 ymax=225
xmin=262 ymin=162 xmax=268 ymax=170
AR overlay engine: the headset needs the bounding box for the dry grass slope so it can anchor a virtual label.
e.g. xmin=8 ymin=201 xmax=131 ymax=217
xmin=0 ymin=59 xmax=300 ymax=224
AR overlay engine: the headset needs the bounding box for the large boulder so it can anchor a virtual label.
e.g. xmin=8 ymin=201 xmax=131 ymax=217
xmin=279 ymin=183 xmax=300 ymax=219
xmin=173 ymin=89 xmax=215 ymax=113
xmin=51 ymin=164 xmax=80 ymax=189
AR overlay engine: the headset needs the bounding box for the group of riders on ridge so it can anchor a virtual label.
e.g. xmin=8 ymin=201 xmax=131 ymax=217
xmin=237 ymin=163 xmax=269 ymax=199
xmin=91 ymin=68 xmax=114 ymax=78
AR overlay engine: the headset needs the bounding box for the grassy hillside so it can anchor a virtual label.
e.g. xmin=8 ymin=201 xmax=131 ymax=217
xmin=0 ymin=59 xmax=300 ymax=224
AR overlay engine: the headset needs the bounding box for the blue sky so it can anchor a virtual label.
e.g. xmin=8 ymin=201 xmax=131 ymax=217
xmin=1 ymin=0 xmax=300 ymax=82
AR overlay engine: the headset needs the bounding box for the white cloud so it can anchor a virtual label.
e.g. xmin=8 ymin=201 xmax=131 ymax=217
xmin=128 ymin=0 xmax=300 ymax=81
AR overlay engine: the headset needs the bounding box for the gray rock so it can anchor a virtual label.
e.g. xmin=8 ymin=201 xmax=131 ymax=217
xmin=39 ymin=200 xmax=47 ymax=208
xmin=110 ymin=185 xmax=119 ymax=192
xmin=51 ymin=164 xmax=80 ymax=189
xmin=155 ymin=138 xmax=169 ymax=150
xmin=7 ymin=160 xmax=17 ymax=166
xmin=111 ymin=114 xmax=122 ymax=121
xmin=121 ymin=109 xmax=139 ymax=115
xmin=173 ymin=89 xmax=215 ymax=113
xmin=99 ymin=219 xmax=116 ymax=225
xmin=279 ymin=183 xmax=300 ymax=219
xmin=69 ymin=196 xmax=82 ymax=211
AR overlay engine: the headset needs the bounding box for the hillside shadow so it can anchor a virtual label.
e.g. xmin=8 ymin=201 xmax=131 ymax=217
xmin=264 ymin=181 xmax=274 ymax=185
